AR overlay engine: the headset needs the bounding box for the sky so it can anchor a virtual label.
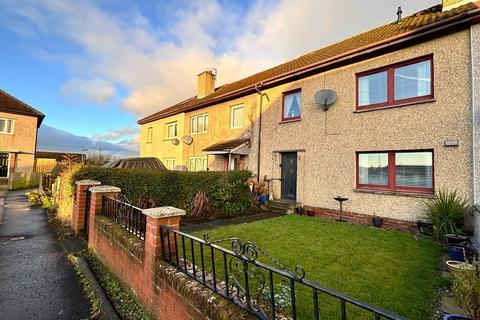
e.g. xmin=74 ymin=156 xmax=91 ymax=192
xmin=0 ymin=0 xmax=439 ymax=156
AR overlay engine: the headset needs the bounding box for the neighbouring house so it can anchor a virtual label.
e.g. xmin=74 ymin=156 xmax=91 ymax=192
xmin=34 ymin=151 xmax=84 ymax=173
xmin=139 ymin=1 xmax=480 ymax=242
xmin=0 ymin=89 xmax=44 ymax=187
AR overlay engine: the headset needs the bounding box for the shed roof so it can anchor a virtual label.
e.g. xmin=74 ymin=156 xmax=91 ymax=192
xmin=103 ymin=157 xmax=167 ymax=170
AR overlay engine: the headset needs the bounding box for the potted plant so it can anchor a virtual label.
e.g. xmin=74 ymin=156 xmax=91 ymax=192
xmin=372 ymin=215 xmax=383 ymax=228
xmin=445 ymin=258 xmax=480 ymax=320
xmin=416 ymin=219 xmax=434 ymax=236
xmin=424 ymin=189 xmax=469 ymax=243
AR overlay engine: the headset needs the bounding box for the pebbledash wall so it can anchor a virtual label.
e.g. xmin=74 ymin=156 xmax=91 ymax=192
xmin=258 ymin=29 xmax=473 ymax=227
xmin=72 ymin=180 xmax=251 ymax=320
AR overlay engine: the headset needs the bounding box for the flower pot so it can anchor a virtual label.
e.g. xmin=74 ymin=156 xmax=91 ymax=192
xmin=446 ymin=234 xmax=469 ymax=246
xmin=446 ymin=260 xmax=475 ymax=276
xmin=448 ymin=245 xmax=466 ymax=262
xmin=295 ymin=207 xmax=304 ymax=215
xmin=372 ymin=217 xmax=383 ymax=228
xmin=416 ymin=220 xmax=433 ymax=236
xmin=443 ymin=314 xmax=472 ymax=320
xmin=258 ymin=194 xmax=268 ymax=205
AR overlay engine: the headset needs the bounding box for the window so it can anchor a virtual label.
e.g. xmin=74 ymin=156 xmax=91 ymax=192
xmin=146 ymin=127 xmax=153 ymax=143
xmin=165 ymin=122 xmax=177 ymax=139
xmin=356 ymin=150 xmax=433 ymax=193
xmin=164 ymin=158 xmax=176 ymax=170
xmin=191 ymin=114 xmax=208 ymax=134
xmin=282 ymin=89 xmax=301 ymax=120
xmin=356 ymin=55 xmax=433 ymax=110
xmin=230 ymin=104 xmax=244 ymax=129
xmin=189 ymin=157 xmax=207 ymax=172
xmin=0 ymin=118 xmax=14 ymax=134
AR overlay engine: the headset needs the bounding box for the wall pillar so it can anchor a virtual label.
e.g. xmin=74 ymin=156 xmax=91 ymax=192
xmin=71 ymin=179 xmax=101 ymax=235
xmin=143 ymin=206 xmax=186 ymax=274
xmin=87 ymin=185 xmax=121 ymax=246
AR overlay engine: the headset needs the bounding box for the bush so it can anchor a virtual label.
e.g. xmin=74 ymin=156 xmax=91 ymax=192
xmin=424 ymin=189 xmax=469 ymax=242
xmin=71 ymin=167 xmax=252 ymax=217
xmin=452 ymin=258 xmax=480 ymax=320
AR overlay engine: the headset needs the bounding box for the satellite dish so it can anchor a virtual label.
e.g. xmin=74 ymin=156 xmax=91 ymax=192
xmin=315 ymin=89 xmax=337 ymax=111
xmin=182 ymin=136 xmax=193 ymax=145
xmin=171 ymin=138 xmax=180 ymax=145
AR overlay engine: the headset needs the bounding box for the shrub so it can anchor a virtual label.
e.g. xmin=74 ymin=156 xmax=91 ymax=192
xmin=71 ymin=167 xmax=252 ymax=217
xmin=424 ymin=189 xmax=469 ymax=242
xmin=452 ymin=258 xmax=480 ymax=320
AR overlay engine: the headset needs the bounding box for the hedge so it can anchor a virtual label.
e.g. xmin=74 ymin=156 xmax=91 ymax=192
xmin=71 ymin=167 xmax=253 ymax=217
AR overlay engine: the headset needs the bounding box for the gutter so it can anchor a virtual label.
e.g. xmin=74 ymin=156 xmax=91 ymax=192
xmin=138 ymin=7 xmax=480 ymax=125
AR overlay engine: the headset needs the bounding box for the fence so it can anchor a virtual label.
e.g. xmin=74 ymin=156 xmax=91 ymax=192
xmin=159 ymin=226 xmax=407 ymax=320
xmin=42 ymin=174 xmax=56 ymax=194
xmin=102 ymin=194 xmax=146 ymax=240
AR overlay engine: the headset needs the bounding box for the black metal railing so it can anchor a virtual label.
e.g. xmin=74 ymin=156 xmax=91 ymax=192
xmin=102 ymin=194 xmax=146 ymax=240
xmin=159 ymin=226 xmax=407 ymax=320
xmin=42 ymin=174 xmax=55 ymax=194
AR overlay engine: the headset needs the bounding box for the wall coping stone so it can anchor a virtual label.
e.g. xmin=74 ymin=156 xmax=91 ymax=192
xmin=89 ymin=185 xmax=121 ymax=193
xmin=142 ymin=206 xmax=186 ymax=218
xmin=76 ymin=179 xmax=101 ymax=186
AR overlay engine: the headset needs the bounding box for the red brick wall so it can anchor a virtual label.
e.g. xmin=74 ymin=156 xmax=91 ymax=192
xmin=86 ymin=190 xmax=250 ymax=320
xmin=304 ymin=205 xmax=416 ymax=231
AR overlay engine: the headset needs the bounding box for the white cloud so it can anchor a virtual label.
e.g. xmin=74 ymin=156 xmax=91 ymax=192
xmin=62 ymin=78 xmax=116 ymax=104
xmin=1 ymin=0 xmax=438 ymax=116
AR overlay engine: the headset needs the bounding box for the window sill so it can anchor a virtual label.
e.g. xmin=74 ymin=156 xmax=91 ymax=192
xmin=354 ymin=98 xmax=436 ymax=113
xmin=163 ymin=137 xmax=178 ymax=141
xmin=279 ymin=118 xmax=301 ymax=124
xmin=354 ymin=188 xmax=435 ymax=198
xmin=190 ymin=132 xmax=207 ymax=136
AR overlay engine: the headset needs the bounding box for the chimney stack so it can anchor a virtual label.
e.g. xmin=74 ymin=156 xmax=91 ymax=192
xmin=197 ymin=69 xmax=216 ymax=99
xmin=442 ymin=0 xmax=471 ymax=12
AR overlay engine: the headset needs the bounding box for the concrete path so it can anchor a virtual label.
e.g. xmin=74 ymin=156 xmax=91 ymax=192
xmin=181 ymin=211 xmax=281 ymax=233
xmin=0 ymin=190 xmax=90 ymax=320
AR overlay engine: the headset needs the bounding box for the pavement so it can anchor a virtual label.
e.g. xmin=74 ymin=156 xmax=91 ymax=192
xmin=0 ymin=189 xmax=90 ymax=320
xmin=180 ymin=211 xmax=281 ymax=233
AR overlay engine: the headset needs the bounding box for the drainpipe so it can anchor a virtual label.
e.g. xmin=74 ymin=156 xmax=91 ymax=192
xmin=471 ymin=25 xmax=479 ymax=246
xmin=254 ymin=83 xmax=269 ymax=182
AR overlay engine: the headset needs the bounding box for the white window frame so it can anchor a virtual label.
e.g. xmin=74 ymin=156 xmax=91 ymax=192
xmin=164 ymin=158 xmax=176 ymax=170
xmin=191 ymin=114 xmax=209 ymax=135
xmin=146 ymin=127 xmax=153 ymax=143
xmin=189 ymin=157 xmax=207 ymax=172
xmin=0 ymin=118 xmax=14 ymax=135
xmin=165 ymin=122 xmax=178 ymax=139
xmin=230 ymin=104 xmax=244 ymax=129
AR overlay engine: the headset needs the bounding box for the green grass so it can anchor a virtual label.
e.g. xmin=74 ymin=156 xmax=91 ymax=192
xmin=180 ymin=215 xmax=444 ymax=320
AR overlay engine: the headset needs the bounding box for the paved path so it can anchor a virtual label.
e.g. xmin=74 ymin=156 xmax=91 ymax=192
xmin=181 ymin=211 xmax=281 ymax=233
xmin=0 ymin=190 xmax=90 ymax=320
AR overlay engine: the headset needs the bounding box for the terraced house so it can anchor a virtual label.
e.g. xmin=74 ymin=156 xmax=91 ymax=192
xmin=139 ymin=0 xmax=480 ymax=242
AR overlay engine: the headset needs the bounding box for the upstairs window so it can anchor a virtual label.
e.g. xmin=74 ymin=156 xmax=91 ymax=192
xmin=191 ymin=114 xmax=208 ymax=134
xmin=356 ymin=150 xmax=433 ymax=194
xmin=282 ymin=89 xmax=301 ymax=121
xmin=146 ymin=127 xmax=153 ymax=143
xmin=357 ymin=55 xmax=433 ymax=110
xmin=231 ymin=104 xmax=244 ymax=129
xmin=165 ymin=122 xmax=177 ymax=139
xmin=0 ymin=118 xmax=14 ymax=134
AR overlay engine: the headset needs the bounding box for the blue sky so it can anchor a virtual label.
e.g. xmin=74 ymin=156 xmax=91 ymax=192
xmin=0 ymin=0 xmax=438 ymax=155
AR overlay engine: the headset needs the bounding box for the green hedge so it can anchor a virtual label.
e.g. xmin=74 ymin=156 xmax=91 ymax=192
xmin=71 ymin=167 xmax=252 ymax=217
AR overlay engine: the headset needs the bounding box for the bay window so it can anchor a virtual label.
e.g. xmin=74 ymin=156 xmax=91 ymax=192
xmin=356 ymin=150 xmax=433 ymax=193
xmin=356 ymin=55 xmax=433 ymax=110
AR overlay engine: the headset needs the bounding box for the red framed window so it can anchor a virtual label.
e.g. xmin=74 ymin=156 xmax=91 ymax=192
xmin=356 ymin=150 xmax=434 ymax=194
xmin=356 ymin=55 xmax=433 ymax=110
xmin=282 ymin=89 xmax=301 ymax=121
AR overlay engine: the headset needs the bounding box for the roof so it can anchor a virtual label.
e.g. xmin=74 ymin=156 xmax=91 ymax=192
xmin=36 ymin=151 xmax=84 ymax=161
xmin=0 ymin=89 xmax=45 ymax=127
xmin=203 ymin=138 xmax=250 ymax=153
xmin=139 ymin=2 xmax=480 ymax=125
xmin=102 ymin=157 xmax=167 ymax=170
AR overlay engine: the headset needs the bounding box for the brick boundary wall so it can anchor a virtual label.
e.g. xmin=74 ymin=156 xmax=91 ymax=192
xmin=303 ymin=205 xmax=417 ymax=231
xmin=81 ymin=183 xmax=252 ymax=320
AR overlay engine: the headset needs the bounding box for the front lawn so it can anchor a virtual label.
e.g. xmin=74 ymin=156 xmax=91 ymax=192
xmin=189 ymin=215 xmax=444 ymax=320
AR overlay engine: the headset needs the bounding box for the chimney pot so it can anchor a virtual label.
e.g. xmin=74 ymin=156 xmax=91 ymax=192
xmin=197 ymin=70 xmax=216 ymax=99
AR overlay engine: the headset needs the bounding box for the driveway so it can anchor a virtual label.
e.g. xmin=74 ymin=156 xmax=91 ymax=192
xmin=0 ymin=190 xmax=90 ymax=320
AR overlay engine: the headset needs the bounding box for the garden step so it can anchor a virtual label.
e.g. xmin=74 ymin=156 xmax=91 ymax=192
xmin=267 ymin=200 xmax=301 ymax=214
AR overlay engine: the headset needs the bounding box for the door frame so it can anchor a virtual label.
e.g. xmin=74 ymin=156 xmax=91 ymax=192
xmin=280 ymin=152 xmax=298 ymax=201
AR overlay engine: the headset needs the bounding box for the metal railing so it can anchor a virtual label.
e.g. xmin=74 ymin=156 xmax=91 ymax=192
xmin=159 ymin=226 xmax=407 ymax=320
xmin=102 ymin=194 xmax=146 ymax=240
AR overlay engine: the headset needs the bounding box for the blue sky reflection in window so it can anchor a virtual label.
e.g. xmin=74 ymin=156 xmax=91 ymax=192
xmin=283 ymin=91 xmax=301 ymax=119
